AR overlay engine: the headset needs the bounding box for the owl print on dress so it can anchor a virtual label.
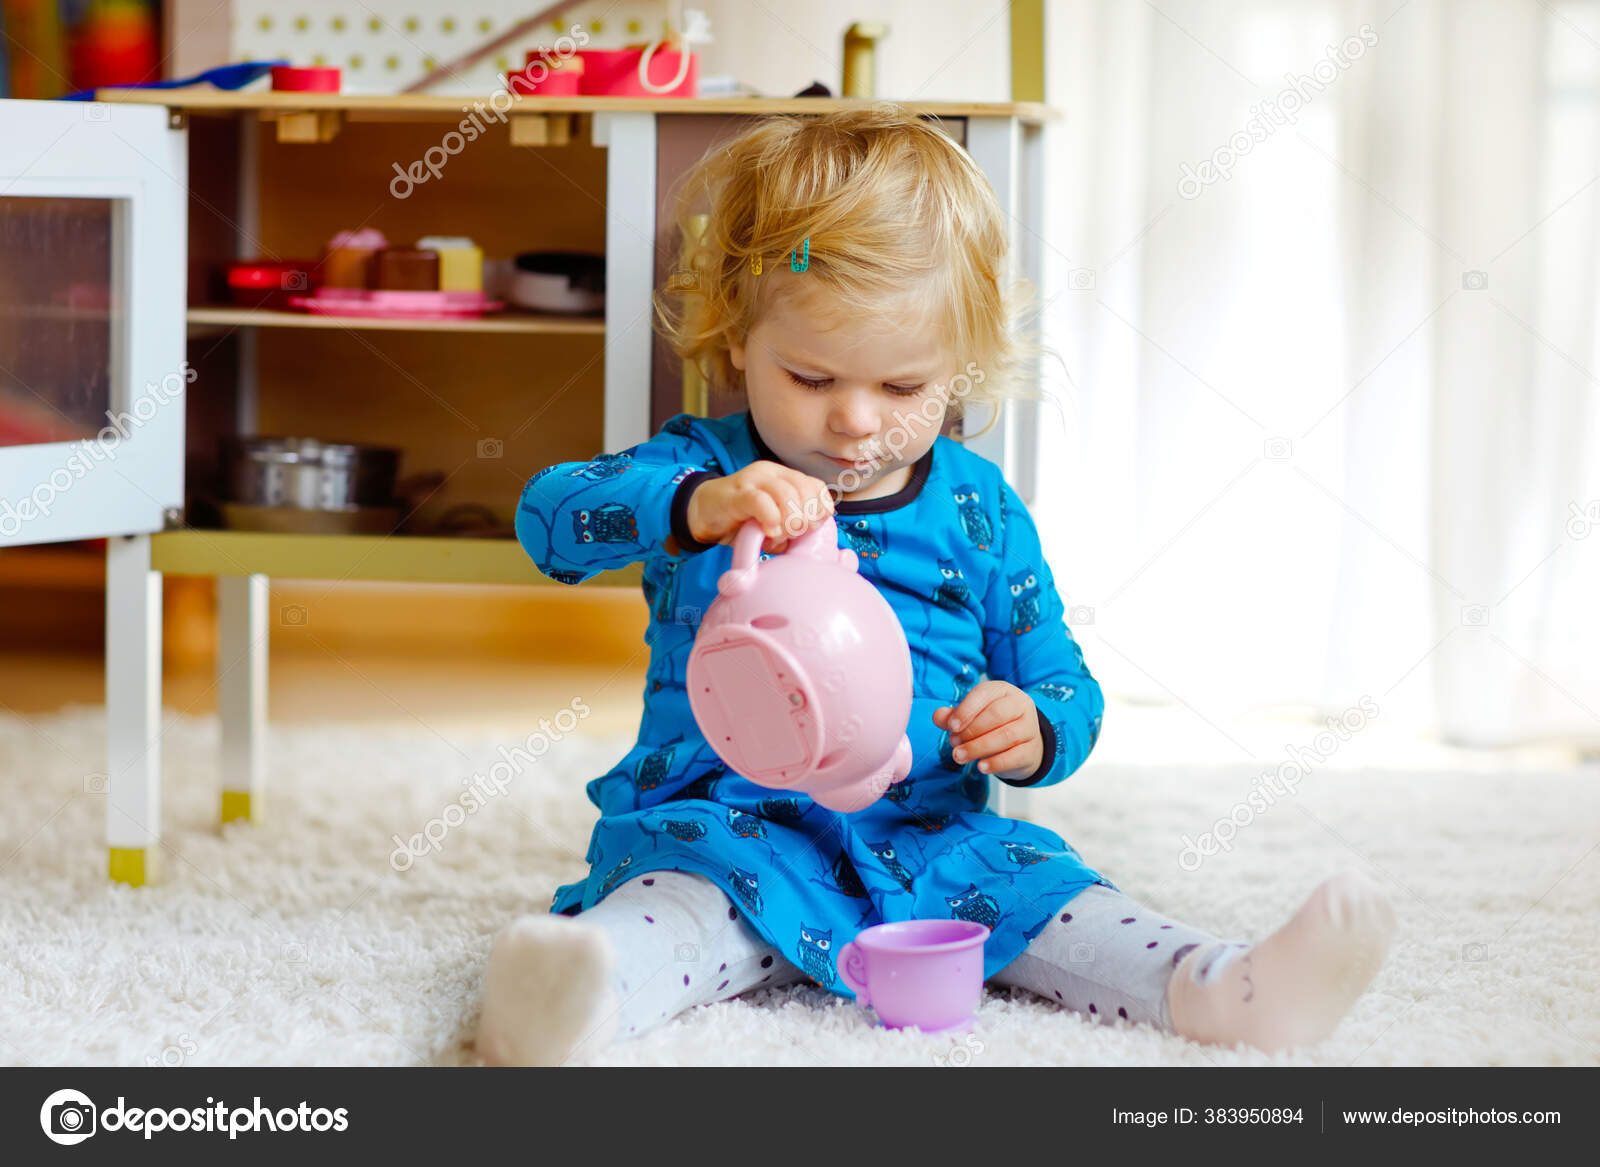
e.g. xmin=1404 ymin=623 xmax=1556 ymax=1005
xmin=598 ymin=854 xmax=635 ymax=895
xmin=729 ymin=864 xmax=764 ymax=915
xmin=946 ymin=884 xmax=1001 ymax=930
xmin=573 ymin=502 xmax=639 ymax=545
xmin=840 ymin=517 xmax=884 ymax=559
xmin=544 ymin=568 xmax=587 ymax=585
xmin=662 ymin=415 xmax=696 ymax=439
xmin=911 ymin=811 xmax=957 ymax=834
xmin=726 ymin=807 xmax=767 ymax=840
xmin=568 ymin=452 xmax=633 ymax=481
xmin=795 ymin=924 xmax=836 ymax=988
xmin=953 ymin=484 xmax=992 ymax=551
xmin=882 ymin=775 xmax=914 ymax=805
xmin=648 ymin=557 xmax=683 ymax=625
xmin=1035 ymin=681 xmax=1076 ymax=704
xmin=867 ymin=840 xmax=915 ymax=893
xmin=1003 ymin=840 xmax=1051 ymax=868
xmin=756 ymin=796 xmax=808 ymax=827
xmin=1009 ymin=568 xmax=1041 ymax=634
xmin=645 ymin=817 xmax=708 ymax=845
xmin=631 ymin=740 xmax=678 ymax=803
xmin=931 ymin=557 xmax=970 ymax=612
xmin=670 ymin=766 xmax=726 ymax=804
xmin=810 ymin=849 xmax=876 ymax=926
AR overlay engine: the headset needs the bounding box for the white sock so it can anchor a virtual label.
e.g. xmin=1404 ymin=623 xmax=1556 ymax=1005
xmin=475 ymin=914 xmax=621 ymax=1066
xmin=1166 ymin=870 xmax=1396 ymax=1053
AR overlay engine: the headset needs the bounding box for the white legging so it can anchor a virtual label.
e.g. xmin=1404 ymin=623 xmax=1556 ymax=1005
xmin=571 ymin=868 xmax=1245 ymax=1043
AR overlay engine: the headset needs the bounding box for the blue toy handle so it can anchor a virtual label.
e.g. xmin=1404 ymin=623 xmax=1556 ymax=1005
xmin=57 ymin=60 xmax=288 ymax=101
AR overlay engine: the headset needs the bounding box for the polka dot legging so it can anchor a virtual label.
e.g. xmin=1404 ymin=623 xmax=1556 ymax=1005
xmin=574 ymin=870 xmax=1246 ymax=1044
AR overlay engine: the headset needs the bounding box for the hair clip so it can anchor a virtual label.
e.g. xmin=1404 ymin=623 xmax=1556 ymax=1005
xmin=749 ymin=253 xmax=762 ymax=275
xmin=790 ymin=237 xmax=809 ymax=272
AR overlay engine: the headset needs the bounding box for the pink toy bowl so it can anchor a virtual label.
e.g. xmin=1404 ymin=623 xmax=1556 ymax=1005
xmin=687 ymin=516 xmax=913 ymax=813
xmin=839 ymin=919 xmax=990 ymax=1031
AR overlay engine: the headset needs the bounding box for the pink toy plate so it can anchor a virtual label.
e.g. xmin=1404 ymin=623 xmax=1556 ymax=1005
xmin=290 ymin=289 xmax=504 ymax=320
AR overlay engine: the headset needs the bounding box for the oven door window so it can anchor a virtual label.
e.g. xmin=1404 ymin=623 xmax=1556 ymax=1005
xmin=0 ymin=196 xmax=117 ymax=448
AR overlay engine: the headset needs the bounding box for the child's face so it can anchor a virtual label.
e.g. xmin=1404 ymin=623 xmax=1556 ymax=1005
xmin=730 ymin=272 xmax=954 ymax=500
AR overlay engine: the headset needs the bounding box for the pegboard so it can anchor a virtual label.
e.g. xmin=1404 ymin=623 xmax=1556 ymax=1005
xmin=230 ymin=2 xmax=680 ymax=94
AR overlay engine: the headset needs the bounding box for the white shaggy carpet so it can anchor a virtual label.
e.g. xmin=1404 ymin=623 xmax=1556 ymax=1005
xmin=1 ymin=706 xmax=1596 ymax=1067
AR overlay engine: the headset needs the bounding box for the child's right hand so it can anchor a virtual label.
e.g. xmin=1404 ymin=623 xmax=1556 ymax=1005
xmin=686 ymin=460 xmax=836 ymax=553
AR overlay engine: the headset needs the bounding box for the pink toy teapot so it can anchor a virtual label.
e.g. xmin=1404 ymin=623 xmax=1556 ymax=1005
xmin=687 ymin=516 xmax=914 ymax=813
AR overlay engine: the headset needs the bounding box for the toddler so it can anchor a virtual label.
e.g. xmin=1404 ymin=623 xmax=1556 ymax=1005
xmin=477 ymin=105 xmax=1394 ymax=1065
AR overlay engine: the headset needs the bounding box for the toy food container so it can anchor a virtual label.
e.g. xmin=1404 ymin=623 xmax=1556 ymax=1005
xmin=322 ymin=228 xmax=388 ymax=288
xmin=415 ymin=236 xmax=484 ymax=293
xmin=227 ymin=259 xmax=319 ymax=309
xmin=369 ymin=247 xmax=439 ymax=291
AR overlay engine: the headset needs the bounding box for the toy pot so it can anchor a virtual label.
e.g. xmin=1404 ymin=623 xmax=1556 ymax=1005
xmin=838 ymin=920 xmax=990 ymax=1031
xmin=687 ymin=516 xmax=913 ymax=813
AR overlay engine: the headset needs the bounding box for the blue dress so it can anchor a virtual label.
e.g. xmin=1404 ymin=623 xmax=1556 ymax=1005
xmin=515 ymin=410 xmax=1115 ymax=997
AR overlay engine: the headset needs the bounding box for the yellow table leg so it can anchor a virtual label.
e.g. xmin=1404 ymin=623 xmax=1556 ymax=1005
xmin=220 ymin=790 xmax=257 ymax=824
xmin=109 ymin=847 xmax=158 ymax=887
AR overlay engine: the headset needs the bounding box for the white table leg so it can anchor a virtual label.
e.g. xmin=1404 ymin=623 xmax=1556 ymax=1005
xmin=593 ymin=110 xmax=656 ymax=454
xmin=966 ymin=116 xmax=1037 ymax=823
xmin=106 ymin=533 xmax=162 ymax=885
xmin=218 ymin=573 xmax=268 ymax=825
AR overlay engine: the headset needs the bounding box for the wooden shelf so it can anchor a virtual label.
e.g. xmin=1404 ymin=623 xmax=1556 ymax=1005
xmin=186 ymin=306 xmax=605 ymax=335
xmin=0 ymin=542 xmax=105 ymax=590
xmin=150 ymin=529 xmax=641 ymax=588
xmin=96 ymin=89 xmax=1059 ymax=124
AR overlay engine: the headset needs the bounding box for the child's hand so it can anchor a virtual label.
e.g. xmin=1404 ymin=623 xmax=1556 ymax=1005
xmin=932 ymin=681 xmax=1043 ymax=783
xmin=686 ymin=460 xmax=836 ymax=553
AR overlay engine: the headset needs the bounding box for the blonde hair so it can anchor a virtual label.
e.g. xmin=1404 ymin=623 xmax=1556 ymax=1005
xmin=653 ymin=103 xmax=1044 ymax=438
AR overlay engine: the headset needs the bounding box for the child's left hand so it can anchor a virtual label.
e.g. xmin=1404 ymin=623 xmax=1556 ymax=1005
xmin=932 ymin=681 xmax=1043 ymax=784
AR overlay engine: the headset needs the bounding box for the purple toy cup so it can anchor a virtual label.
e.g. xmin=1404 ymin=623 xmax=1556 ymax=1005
xmin=837 ymin=919 xmax=989 ymax=1032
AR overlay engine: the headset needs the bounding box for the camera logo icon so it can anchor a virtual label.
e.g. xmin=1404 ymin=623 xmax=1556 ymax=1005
xmin=674 ymin=942 xmax=699 ymax=962
xmin=83 ymin=772 xmax=108 ymax=794
xmin=281 ymin=604 xmax=308 ymax=627
xmin=1462 ymin=942 xmax=1488 ymax=962
xmin=477 ymin=437 xmax=504 ymax=459
xmin=40 ymin=1088 xmax=96 ymax=1145
xmin=674 ymin=605 xmax=702 ymax=625
xmin=83 ymin=103 xmax=110 ymax=123
xmin=1068 ymin=604 xmax=1095 ymax=625
xmin=1264 ymin=437 xmax=1293 ymax=460
xmin=1069 ymin=942 xmax=1096 ymax=964
xmin=1462 ymin=270 xmax=1488 ymax=291
xmin=1566 ymin=500 xmax=1600 ymax=540
xmin=1068 ymin=268 xmax=1096 ymax=291
xmin=1460 ymin=605 xmax=1489 ymax=627
xmin=281 ymin=270 xmax=309 ymax=292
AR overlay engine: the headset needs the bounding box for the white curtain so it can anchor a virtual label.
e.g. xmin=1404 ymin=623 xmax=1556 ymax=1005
xmin=1033 ymin=0 xmax=1600 ymax=749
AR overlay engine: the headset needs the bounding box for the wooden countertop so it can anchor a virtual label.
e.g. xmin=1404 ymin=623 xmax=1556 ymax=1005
xmin=93 ymin=88 xmax=1058 ymax=123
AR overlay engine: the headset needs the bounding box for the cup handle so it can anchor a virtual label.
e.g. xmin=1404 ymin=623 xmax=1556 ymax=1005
xmin=838 ymin=942 xmax=870 ymax=1007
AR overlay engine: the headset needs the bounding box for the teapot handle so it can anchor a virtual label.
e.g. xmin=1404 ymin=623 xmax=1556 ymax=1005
xmin=720 ymin=515 xmax=842 ymax=596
